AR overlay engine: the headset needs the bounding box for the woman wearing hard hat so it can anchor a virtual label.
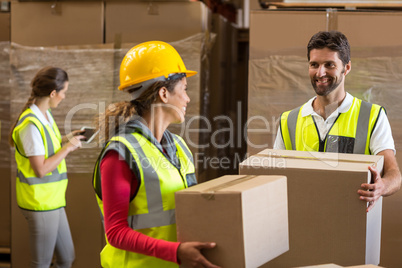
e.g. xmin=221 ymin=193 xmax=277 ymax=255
xmin=93 ymin=41 xmax=220 ymax=268
xmin=9 ymin=66 xmax=85 ymax=268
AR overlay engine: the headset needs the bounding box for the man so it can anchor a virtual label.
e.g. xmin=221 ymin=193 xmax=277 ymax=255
xmin=274 ymin=31 xmax=401 ymax=212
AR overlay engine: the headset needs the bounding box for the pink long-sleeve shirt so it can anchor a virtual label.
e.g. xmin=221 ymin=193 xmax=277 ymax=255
xmin=100 ymin=150 xmax=180 ymax=263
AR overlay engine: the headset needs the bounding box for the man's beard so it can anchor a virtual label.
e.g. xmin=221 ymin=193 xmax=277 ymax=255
xmin=311 ymin=68 xmax=345 ymax=96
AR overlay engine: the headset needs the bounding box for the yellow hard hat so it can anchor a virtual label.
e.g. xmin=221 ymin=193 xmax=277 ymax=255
xmin=118 ymin=41 xmax=197 ymax=94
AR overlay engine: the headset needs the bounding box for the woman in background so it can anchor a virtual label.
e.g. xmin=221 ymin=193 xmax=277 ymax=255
xmin=93 ymin=41 xmax=220 ymax=268
xmin=9 ymin=66 xmax=84 ymax=268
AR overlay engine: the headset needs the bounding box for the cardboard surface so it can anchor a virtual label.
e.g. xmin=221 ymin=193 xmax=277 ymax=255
xmin=239 ymin=149 xmax=384 ymax=267
xmin=175 ymin=175 xmax=289 ymax=268
xmin=0 ymin=12 xmax=10 ymax=41
xmin=11 ymin=2 xmax=104 ymax=46
xmin=379 ymin=156 xmax=402 ymax=268
xmin=249 ymin=10 xmax=402 ymax=60
xmin=105 ymin=1 xmax=209 ymax=43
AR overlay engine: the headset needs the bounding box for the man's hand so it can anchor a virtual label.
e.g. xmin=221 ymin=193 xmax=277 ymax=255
xmin=358 ymin=149 xmax=402 ymax=212
xmin=177 ymin=242 xmax=221 ymax=268
xmin=358 ymin=165 xmax=385 ymax=212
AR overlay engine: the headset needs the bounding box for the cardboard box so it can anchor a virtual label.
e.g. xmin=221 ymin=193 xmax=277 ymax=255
xmin=11 ymin=2 xmax=104 ymax=46
xmin=250 ymin=10 xmax=402 ymax=59
xmin=239 ymin=149 xmax=384 ymax=267
xmin=105 ymin=1 xmax=210 ymax=44
xmin=175 ymin=175 xmax=289 ymax=268
xmin=0 ymin=12 xmax=10 ymax=41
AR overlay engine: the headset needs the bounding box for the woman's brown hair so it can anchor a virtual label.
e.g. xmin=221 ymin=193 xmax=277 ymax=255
xmin=8 ymin=66 xmax=69 ymax=146
xmin=96 ymin=78 xmax=182 ymax=143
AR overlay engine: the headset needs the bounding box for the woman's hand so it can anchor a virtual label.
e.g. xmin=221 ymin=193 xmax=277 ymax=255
xmin=177 ymin=242 xmax=221 ymax=268
xmin=63 ymin=134 xmax=85 ymax=153
xmin=29 ymin=132 xmax=85 ymax=178
xmin=63 ymin=129 xmax=84 ymax=144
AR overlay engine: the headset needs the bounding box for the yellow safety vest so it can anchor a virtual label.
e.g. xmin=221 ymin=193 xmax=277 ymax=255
xmin=12 ymin=108 xmax=68 ymax=211
xmin=280 ymin=97 xmax=383 ymax=154
xmin=93 ymin=130 xmax=196 ymax=268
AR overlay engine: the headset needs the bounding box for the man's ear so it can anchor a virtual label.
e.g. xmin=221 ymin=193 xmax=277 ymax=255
xmin=158 ymin=87 xmax=169 ymax=103
xmin=344 ymin=61 xmax=352 ymax=76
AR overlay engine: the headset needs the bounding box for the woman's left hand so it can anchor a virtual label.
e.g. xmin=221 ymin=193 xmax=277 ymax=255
xmin=63 ymin=129 xmax=84 ymax=144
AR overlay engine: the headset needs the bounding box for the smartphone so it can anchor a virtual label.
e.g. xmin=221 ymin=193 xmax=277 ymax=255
xmin=80 ymin=127 xmax=99 ymax=143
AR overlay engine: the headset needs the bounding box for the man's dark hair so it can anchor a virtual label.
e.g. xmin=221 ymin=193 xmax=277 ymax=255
xmin=307 ymin=31 xmax=351 ymax=65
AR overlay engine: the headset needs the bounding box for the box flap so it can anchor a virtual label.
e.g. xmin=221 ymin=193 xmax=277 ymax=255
xmin=240 ymin=149 xmax=384 ymax=173
xmin=177 ymin=175 xmax=286 ymax=194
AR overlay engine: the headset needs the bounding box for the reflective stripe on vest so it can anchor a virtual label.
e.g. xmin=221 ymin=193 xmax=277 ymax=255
xmin=15 ymin=113 xmax=66 ymax=184
xmin=109 ymin=133 xmax=177 ymax=230
xmin=12 ymin=109 xmax=67 ymax=211
xmin=282 ymin=98 xmax=382 ymax=154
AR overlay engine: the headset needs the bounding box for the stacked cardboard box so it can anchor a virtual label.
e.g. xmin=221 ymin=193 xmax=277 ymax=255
xmin=0 ymin=11 xmax=10 ymax=42
xmin=175 ymin=175 xmax=289 ymax=268
xmin=11 ymin=2 xmax=104 ymax=46
xmin=239 ymin=149 xmax=383 ymax=267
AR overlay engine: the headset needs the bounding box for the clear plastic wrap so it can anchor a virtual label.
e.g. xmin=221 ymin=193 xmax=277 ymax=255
xmin=247 ymin=45 xmax=402 ymax=154
xmin=0 ymin=42 xmax=11 ymax=169
xmin=8 ymin=33 xmax=214 ymax=173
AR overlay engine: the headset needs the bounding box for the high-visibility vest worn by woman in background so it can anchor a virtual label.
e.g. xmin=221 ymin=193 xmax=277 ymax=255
xmin=9 ymin=66 xmax=85 ymax=268
xmin=93 ymin=41 xmax=221 ymax=268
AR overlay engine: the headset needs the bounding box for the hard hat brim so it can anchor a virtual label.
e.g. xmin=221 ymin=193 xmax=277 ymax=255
xmin=118 ymin=70 xmax=197 ymax=91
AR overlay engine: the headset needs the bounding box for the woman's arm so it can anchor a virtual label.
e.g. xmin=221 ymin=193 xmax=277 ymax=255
xmin=21 ymin=123 xmax=83 ymax=178
xmin=100 ymin=151 xmax=180 ymax=263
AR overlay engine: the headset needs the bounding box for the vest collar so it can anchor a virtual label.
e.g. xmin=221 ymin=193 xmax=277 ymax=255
xmin=301 ymin=92 xmax=354 ymax=118
xmin=124 ymin=119 xmax=179 ymax=167
xmin=29 ymin=104 xmax=53 ymax=127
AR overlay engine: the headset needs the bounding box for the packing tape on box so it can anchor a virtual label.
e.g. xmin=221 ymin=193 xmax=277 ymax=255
xmin=201 ymin=175 xmax=257 ymax=200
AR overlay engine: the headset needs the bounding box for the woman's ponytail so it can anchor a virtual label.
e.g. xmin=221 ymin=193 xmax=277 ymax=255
xmin=8 ymin=94 xmax=36 ymax=147
xmin=96 ymin=101 xmax=137 ymax=143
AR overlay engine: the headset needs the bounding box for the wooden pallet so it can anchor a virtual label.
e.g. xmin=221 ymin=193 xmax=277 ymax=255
xmin=0 ymin=248 xmax=10 ymax=268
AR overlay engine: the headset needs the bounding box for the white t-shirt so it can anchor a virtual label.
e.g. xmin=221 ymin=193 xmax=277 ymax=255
xmin=273 ymin=93 xmax=396 ymax=155
xmin=18 ymin=104 xmax=56 ymax=157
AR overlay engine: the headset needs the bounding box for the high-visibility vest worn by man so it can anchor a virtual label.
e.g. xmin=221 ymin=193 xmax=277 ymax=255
xmin=274 ymin=30 xmax=401 ymax=212
xmin=12 ymin=108 xmax=67 ymax=211
xmin=279 ymin=96 xmax=383 ymax=154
